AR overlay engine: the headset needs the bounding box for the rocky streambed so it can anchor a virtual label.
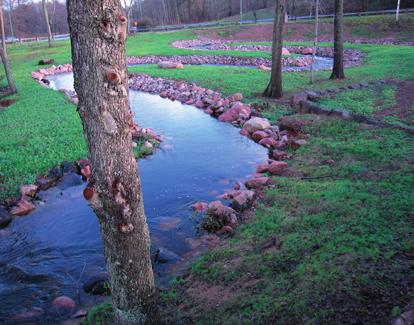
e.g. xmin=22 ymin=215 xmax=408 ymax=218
xmin=1 ymin=66 xmax=308 ymax=324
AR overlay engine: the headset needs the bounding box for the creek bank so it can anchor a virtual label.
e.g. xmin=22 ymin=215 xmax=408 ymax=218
xmin=290 ymin=80 xmax=414 ymax=135
xmin=172 ymin=39 xmax=364 ymax=67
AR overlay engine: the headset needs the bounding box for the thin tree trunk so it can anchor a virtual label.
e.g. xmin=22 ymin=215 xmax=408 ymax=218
xmin=7 ymin=3 xmax=14 ymax=40
xmin=310 ymin=0 xmax=319 ymax=84
xmin=396 ymin=0 xmax=401 ymax=23
xmin=66 ymin=1 xmax=158 ymax=324
xmin=42 ymin=0 xmax=54 ymax=47
xmin=330 ymin=0 xmax=345 ymax=79
xmin=263 ymin=0 xmax=286 ymax=99
xmin=0 ymin=0 xmax=7 ymax=52
xmin=0 ymin=0 xmax=16 ymax=94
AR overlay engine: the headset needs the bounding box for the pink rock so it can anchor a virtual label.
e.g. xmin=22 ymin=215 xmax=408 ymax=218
xmin=243 ymin=117 xmax=271 ymax=134
xmin=245 ymin=177 xmax=271 ymax=189
xmin=10 ymin=198 xmax=35 ymax=216
xmin=259 ymin=137 xmax=278 ymax=148
xmin=302 ymin=47 xmax=314 ymax=55
xmin=272 ymin=150 xmax=287 ymax=161
xmin=258 ymin=64 xmax=271 ymax=72
xmin=205 ymin=108 xmax=213 ymax=115
xmin=232 ymin=190 xmax=255 ymax=210
xmin=227 ymin=93 xmax=243 ymax=103
xmin=217 ymin=225 xmax=234 ymax=234
xmin=52 ymin=296 xmax=76 ymax=309
xmin=159 ymin=91 xmax=168 ymax=98
xmin=256 ymin=163 xmax=269 ymax=173
xmin=268 ymin=161 xmax=288 ymax=175
xmin=20 ymin=184 xmax=39 ymax=198
xmin=185 ymin=99 xmax=195 ymax=105
xmin=240 ymin=128 xmax=250 ymax=136
xmin=195 ymin=100 xmax=205 ymax=108
xmin=192 ymin=202 xmax=208 ymax=212
xmin=252 ymin=130 xmax=269 ymax=142
xmin=282 ymin=47 xmax=290 ymax=55
xmin=234 ymin=182 xmax=241 ymax=190
xmin=218 ymin=102 xmax=251 ymax=123
xmin=81 ymin=165 xmax=91 ymax=180
xmin=208 ymin=201 xmax=237 ymax=225
xmin=158 ymin=61 xmax=184 ymax=69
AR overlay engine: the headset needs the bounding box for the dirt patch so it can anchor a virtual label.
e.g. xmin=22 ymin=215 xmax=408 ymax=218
xmin=375 ymin=80 xmax=414 ymax=126
xmin=0 ymin=99 xmax=17 ymax=108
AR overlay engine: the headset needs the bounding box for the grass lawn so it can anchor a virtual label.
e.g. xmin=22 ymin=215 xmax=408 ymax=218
xmin=0 ymin=24 xmax=413 ymax=324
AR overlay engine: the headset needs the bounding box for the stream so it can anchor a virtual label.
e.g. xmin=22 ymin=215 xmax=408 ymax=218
xmin=0 ymin=73 xmax=268 ymax=323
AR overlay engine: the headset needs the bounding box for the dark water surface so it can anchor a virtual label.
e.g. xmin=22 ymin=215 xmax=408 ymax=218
xmin=0 ymin=73 xmax=268 ymax=322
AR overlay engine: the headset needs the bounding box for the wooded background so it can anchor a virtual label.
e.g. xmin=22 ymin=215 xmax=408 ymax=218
xmin=3 ymin=0 xmax=414 ymax=38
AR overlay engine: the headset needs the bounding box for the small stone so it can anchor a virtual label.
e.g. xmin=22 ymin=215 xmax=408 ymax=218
xmin=227 ymin=93 xmax=243 ymax=103
xmin=52 ymin=296 xmax=76 ymax=309
xmin=252 ymin=130 xmax=269 ymax=142
xmin=245 ymin=177 xmax=271 ymax=189
xmin=268 ymin=161 xmax=288 ymax=175
xmin=217 ymin=225 xmax=234 ymax=234
xmin=155 ymin=247 xmax=180 ymax=264
xmin=272 ymin=150 xmax=287 ymax=161
xmin=192 ymin=202 xmax=208 ymax=212
xmin=243 ymin=117 xmax=271 ymax=134
xmin=20 ymin=184 xmax=39 ymax=198
xmin=10 ymin=198 xmax=35 ymax=216
xmin=259 ymin=137 xmax=278 ymax=148
xmin=256 ymin=163 xmax=269 ymax=173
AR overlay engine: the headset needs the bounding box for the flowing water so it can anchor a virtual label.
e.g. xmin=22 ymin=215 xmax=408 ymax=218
xmin=0 ymin=73 xmax=268 ymax=323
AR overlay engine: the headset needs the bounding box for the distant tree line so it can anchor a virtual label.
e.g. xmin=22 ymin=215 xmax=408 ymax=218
xmin=1 ymin=0 xmax=414 ymax=38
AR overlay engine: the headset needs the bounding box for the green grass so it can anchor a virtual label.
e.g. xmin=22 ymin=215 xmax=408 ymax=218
xmin=318 ymin=85 xmax=397 ymax=116
xmin=161 ymin=118 xmax=414 ymax=324
xmin=1 ymin=28 xmax=414 ymax=202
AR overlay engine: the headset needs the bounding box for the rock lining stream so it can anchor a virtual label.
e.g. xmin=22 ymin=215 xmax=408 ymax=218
xmin=0 ymin=73 xmax=269 ymax=323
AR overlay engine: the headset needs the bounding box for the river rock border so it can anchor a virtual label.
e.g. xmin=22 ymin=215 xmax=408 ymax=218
xmin=127 ymin=54 xmax=313 ymax=69
xmin=172 ymin=39 xmax=364 ymax=68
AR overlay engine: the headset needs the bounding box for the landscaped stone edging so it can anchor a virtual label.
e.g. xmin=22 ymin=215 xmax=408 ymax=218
xmin=171 ymin=39 xmax=364 ymax=68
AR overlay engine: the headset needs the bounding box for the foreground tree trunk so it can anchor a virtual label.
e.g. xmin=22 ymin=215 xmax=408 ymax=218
xmin=42 ymin=0 xmax=54 ymax=48
xmin=0 ymin=0 xmax=16 ymax=94
xmin=263 ymin=0 xmax=286 ymax=99
xmin=66 ymin=1 xmax=158 ymax=324
xmin=330 ymin=0 xmax=345 ymax=79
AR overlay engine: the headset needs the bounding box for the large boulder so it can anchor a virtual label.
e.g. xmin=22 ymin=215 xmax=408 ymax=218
xmin=207 ymin=201 xmax=237 ymax=227
xmin=0 ymin=207 xmax=12 ymax=229
xmin=231 ymin=190 xmax=255 ymax=211
xmin=158 ymin=61 xmax=184 ymax=69
xmin=242 ymin=117 xmax=271 ymax=134
xmin=20 ymin=184 xmax=38 ymax=198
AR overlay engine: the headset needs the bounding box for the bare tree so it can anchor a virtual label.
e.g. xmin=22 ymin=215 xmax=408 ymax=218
xmin=42 ymin=0 xmax=54 ymax=47
xmin=310 ymin=0 xmax=319 ymax=84
xmin=66 ymin=0 xmax=158 ymax=324
xmin=330 ymin=0 xmax=345 ymax=79
xmin=263 ymin=0 xmax=286 ymax=99
xmin=0 ymin=0 xmax=16 ymax=94
xmin=396 ymin=0 xmax=401 ymax=23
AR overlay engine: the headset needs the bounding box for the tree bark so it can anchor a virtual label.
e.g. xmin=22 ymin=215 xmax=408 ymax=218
xmin=42 ymin=0 xmax=54 ymax=47
xmin=66 ymin=1 xmax=158 ymax=324
xmin=0 ymin=0 xmax=16 ymax=94
xmin=263 ymin=0 xmax=286 ymax=99
xmin=330 ymin=0 xmax=345 ymax=79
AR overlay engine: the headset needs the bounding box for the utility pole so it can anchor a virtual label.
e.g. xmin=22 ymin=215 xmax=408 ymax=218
xmin=240 ymin=0 xmax=243 ymax=24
